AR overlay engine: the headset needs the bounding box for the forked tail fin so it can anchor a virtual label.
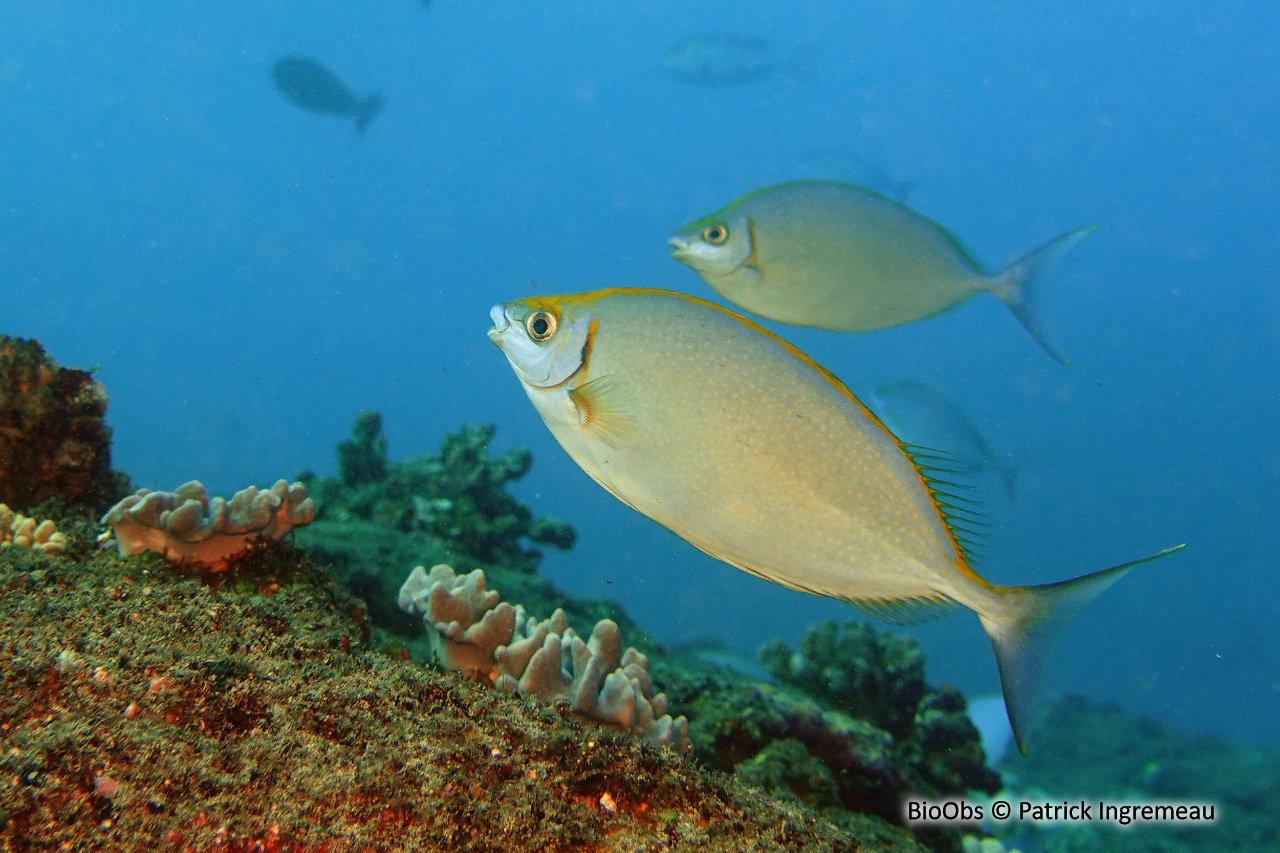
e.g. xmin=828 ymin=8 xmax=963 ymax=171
xmin=979 ymin=543 xmax=1184 ymax=755
xmin=989 ymin=224 xmax=1096 ymax=366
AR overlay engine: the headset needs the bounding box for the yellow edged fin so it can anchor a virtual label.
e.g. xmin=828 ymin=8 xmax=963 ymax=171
xmin=568 ymin=374 xmax=636 ymax=442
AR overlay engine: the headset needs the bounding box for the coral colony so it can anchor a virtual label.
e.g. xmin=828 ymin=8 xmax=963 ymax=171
xmin=398 ymin=563 xmax=691 ymax=753
xmin=99 ymin=480 xmax=317 ymax=570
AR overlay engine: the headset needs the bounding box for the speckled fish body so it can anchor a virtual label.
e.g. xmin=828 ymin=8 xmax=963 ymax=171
xmin=494 ymin=288 xmax=965 ymax=605
xmin=488 ymin=287 xmax=1180 ymax=752
xmin=669 ymin=180 xmax=1093 ymax=364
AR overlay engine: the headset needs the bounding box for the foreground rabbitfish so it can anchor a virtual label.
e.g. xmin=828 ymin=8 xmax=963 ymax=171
xmin=669 ymin=180 xmax=1093 ymax=364
xmin=488 ymin=287 xmax=1182 ymax=753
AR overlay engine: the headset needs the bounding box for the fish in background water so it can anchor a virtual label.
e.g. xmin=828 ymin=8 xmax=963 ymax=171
xmin=488 ymin=286 xmax=1183 ymax=754
xmin=661 ymin=34 xmax=809 ymax=86
xmin=870 ymin=380 xmax=1020 ymax=502
xmin=668 ymin=180 xmax=1093 ymax=365
xmin=271 ymin=55 xmax=383 ymax=133
xmin=799 ymin=149 xmax=915 ymax=204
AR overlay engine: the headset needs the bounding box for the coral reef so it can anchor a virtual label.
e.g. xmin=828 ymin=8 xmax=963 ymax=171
xmin=655 ymin=618 xmax=1001 ymax=852
xmin=992 ymin=694 xmax=1280 ymax=853
xmin=0 ymin=538 xmax=928 ymax=852
xmin=759 ymin=620 xmax=1000 ymax=799
xmin=100 ymin=479 xmax=316 ymax=570
xmin=0 ymin=335 xmax=117 ymax=512
xmin=0 ymin=504 xmax=69 ymax=554
xmin=400 ymin=563 xmax=691 ymax=753
xmin=300 ymin=414 xmax=575 ymax=575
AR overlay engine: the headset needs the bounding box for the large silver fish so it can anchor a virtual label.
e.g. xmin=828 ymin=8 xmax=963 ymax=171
xmin=488 ymin=287 xmax=1182 ymax=753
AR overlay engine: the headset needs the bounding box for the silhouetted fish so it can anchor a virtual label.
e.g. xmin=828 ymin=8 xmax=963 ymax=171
xmin=870 ymin=380 xmax=1020 ymax=502
xmin=271 ymin=56 xmax=383 ymax=133
xmin=661 ymin=35 xmax=807 ymax=86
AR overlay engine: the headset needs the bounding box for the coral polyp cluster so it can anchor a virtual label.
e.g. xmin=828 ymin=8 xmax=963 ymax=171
xmin=0 ymin=504 xmax=69 ymax=554
xmin=100 ymin=479 xmax=316 ymax=570
xmin=400 ymin=563 xmax=691 ymax=753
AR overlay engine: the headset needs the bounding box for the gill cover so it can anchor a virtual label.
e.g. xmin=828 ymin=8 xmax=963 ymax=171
xmin=488 ymin=301 xmax=590 ymax=388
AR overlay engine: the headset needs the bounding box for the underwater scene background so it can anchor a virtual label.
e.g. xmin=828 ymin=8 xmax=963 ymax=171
xmin=2 ymin=2 xmax=1278 ymax=848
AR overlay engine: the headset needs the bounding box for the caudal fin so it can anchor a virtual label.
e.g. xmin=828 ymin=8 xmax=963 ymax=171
xmin=979 ymin=543 xmax=1184 ymax=755
xmin=354 ymin=95 xmax=384 ymax=133
xmin=989 ymin=225 xmax=1095 ymax=366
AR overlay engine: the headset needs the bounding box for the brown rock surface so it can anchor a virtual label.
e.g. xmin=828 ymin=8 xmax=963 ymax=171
xmin=0 ymin=540 xmax=925 ymax=853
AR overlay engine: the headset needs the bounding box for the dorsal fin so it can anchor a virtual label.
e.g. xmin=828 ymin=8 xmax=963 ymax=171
xmin=901 ymin=442 xmax=988 ymax=564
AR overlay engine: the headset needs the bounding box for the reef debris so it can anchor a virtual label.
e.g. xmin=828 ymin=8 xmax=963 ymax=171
xmin=400 ymin=563 xmax=691 ymax=753
xmin=301 ymin=414 xmax=575 ymax=575
xmin=100 ymin=479 xmax=316 ymax=570
xmin=0 ymin=336 xmax=115 ymax=511
xmin=0 ymin=504 xmax=69 ymax=554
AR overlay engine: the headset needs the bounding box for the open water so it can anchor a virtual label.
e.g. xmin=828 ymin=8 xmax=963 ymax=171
xmin=3 ymin=1 xmax=1276 ymax=747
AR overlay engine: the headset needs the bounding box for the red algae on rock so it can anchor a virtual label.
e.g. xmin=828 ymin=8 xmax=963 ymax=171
xmin=0 ymin=539 xmax=925 ymax=853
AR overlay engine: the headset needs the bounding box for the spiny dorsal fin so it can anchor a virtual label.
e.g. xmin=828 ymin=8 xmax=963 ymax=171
xmin=902 ymin=442 xmax=988 ymax=563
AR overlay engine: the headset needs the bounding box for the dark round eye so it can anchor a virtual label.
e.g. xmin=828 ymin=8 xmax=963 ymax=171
xmin=526 ymin=309 xmax=557 ymax=341
xmin=703 ymin=224 xmax=728 ymax=245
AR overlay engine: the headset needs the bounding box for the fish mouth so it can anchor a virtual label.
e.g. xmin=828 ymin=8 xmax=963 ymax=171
xmin=667 ymin=235 xmax=692 ymax=259
xmin=487 ymin=304 xmax=510 ymax=347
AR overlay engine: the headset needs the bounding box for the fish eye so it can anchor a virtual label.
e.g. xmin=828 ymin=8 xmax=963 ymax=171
xmin=526 ymin=309 xmax=557 ymax=341
xmin=703 ymin=225 xmax=729 ymax=245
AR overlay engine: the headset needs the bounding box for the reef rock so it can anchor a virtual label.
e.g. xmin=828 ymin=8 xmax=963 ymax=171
xmin=0 ymin=504 xmax=69 ymax=554
xmin=400 ymin=563 xmax=690 ymax=753
xmin=0 ymin=336 xmax=114 ymax=511
xmin=101 ymin=479 xmax=316 ymax=570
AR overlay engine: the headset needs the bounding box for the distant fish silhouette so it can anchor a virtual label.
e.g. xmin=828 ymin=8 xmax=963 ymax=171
xmin=869 ymin=380 xmax=1021 ymax=502
xmin=271 ymin=55 xmax=383 ymax=133
xmin=661 ymin=34 xmax=808 ymax=86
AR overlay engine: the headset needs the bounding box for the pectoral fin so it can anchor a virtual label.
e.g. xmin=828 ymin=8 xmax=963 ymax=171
xmin=568 ymin=375 xmax=636 ymax=442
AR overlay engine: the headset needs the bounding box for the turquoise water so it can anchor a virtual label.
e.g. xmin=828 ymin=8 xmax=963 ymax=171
xmin=3 ymin=2 xmax=1276 ymax=747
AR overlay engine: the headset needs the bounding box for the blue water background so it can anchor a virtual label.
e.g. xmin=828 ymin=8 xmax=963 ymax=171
xmin=3 ymin=2 xmax=1277 ymax=746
